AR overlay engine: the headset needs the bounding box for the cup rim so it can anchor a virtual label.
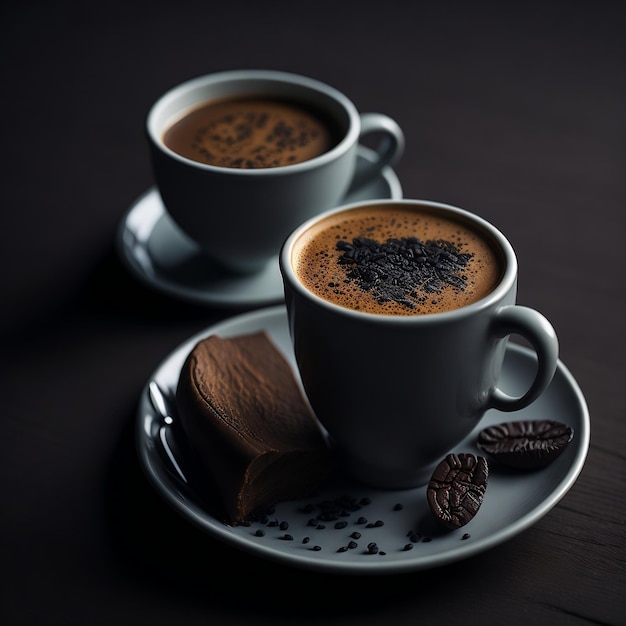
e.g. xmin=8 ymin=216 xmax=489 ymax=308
xmin=280 ymin=198 xmax=519 ymax=323
xmin=146 ymin=69 xmax=360 ymax=175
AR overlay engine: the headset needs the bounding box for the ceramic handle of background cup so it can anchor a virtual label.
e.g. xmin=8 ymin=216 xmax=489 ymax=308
xmin=489 ymin=305 xmax=559 ymax=411
xmin=349 ymin=113 xmax=405 ymax=191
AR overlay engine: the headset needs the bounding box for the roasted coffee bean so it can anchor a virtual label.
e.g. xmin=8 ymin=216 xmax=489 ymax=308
xmin=477 ymin=420 xmax=574 ymax=469
xmin=427 ymin=453 xmax=489 ymax=529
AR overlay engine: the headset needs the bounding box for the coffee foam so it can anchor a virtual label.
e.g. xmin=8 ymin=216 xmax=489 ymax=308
xmin=163 ymin=97 xmax=336 ymax=168
xmin=293 ymin=205 xmax=504 ymax=316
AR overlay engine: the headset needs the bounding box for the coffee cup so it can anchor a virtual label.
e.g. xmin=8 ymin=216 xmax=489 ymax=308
xmin=280 ymin=199 xmax=559 ymax=489
xmin=146 ymin=69 xmax=404 ymax=274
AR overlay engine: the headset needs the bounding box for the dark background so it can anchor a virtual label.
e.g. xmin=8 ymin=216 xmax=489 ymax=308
xmin=2 ymin=1 xmax=624 ymax=625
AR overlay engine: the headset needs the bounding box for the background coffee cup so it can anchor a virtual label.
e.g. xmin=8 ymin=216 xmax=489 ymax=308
xmin=146 ymin=69 xmax=405 ymax=274
xmin=280 ymin=199 xmax=559 ymax=489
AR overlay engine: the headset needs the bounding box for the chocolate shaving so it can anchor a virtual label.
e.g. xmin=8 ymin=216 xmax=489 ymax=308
xmin=336 ymin=236 xmax=473 ymax=308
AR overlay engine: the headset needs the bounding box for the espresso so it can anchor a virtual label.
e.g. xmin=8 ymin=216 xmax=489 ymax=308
xmin=292 ymin=204 xmax=504 ymax=316
xmin=163 ymin=96 xmax=340 ymax=168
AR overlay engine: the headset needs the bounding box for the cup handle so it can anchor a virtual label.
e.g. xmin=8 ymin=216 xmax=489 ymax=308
xmin=348 ymin=113 xmax=405 ymax=192
xmin=488 ymin=305 xmax=559 ymax=411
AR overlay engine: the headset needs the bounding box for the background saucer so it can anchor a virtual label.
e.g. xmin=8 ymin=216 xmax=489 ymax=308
xmin=117 ymin=146 xmax=403 ymax=308
xmin=137 ymin=305 xmax=590 ymax=575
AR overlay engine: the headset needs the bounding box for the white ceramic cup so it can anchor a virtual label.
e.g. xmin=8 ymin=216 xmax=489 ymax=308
xmin=280 ymin=199 xmax=559 ymax=489
xmin=146 ymin=69 xmax=404 ymax=274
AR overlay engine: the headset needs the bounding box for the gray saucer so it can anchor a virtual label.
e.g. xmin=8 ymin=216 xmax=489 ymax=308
xmin=136 ymin=305 xmax=590 ymax=575
xmin=117 ymin=147 xmax=403 ymax=308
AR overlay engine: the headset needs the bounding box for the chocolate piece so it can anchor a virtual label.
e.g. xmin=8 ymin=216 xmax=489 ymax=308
xmin=477 ymin=420 xmax=574 ymax=469
xmin=176 ymin=331 xmax=334 ymax=525
xmin=427 ymin=453 xmax=488 ymax=529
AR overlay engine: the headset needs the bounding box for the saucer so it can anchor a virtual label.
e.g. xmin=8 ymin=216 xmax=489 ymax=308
xmin=117 ymin=147 xmax=403 ymax=308
xmin=136 ymin=305 xmax=590 ymax=575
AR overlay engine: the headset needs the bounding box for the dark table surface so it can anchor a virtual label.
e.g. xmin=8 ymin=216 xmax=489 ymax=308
xmin=2 ymin=1 xmax=625 ymax=624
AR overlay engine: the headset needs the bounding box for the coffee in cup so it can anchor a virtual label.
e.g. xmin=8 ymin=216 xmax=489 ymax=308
xmin=146 ymin=70 xmax=405 ymax=274
xmin=163 ymin=96 xmax=342 ymax=169
xmin=292 ymin=203 xmax=504 ymax=316
xmin=280 ymin=199 xmax=559 ymax=489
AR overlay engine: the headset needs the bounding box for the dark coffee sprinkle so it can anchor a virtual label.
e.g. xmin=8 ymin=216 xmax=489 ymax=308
xmin=307 ymin=518 xmax=318 ymax=527
xmin=317 ymin=524 xmax=326 ymax=530
xmin=360 ymin=497 xmax=372 ymax=505
xmin=311 ymin=545 xmax=322 ymax=551
xmin=356 ymin=517 xmax=368 ymax=525
xmin=366 ymin=520 xmax=384 ymax=528
xmin=267 ymin=519 xmax=279 ymax=527
xmin=337 ymin=546 xmax=349 ymax=553
xmin=348 ymin=541 xmax=358 ymax=549
xmin=366 ymin=543 xmax=379 ymax=555
xmin=302 ymin=537 xmax=310 ymax=544
xmin=402 ymin=544 xmax=414 ymax=551
xmin=336 ymin=236 xmax=473 ymax=309
xmin=334 ymin=521 xmax=348 ymax=529
xmin=393 ymin=503 xmax=404 ymax=511
xmin=254 ymin=529 xmax=265 ymax=537
xmin=350 ymin=532 xmax=361 ymax=539
xmin=379 ymin=551 xmax=387 ymax=556
xmin=409 ymin=533 xmax=422 ymax=543
xmin=281 ymin=534 xmax=293 ymax=541
xmin=422 ymin=537 xmax=432 ymax=543
xmin=279 ymin=521 xmax=289 ymax=530
xmin=462 ymin=533 xmax=471 ymax=540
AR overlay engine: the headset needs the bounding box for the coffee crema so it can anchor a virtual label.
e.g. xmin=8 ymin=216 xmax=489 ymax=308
xmin=163 ymin=96 xmax=339 ymax=169
xmin=292 ymin=205 xmax=504 ymax=316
